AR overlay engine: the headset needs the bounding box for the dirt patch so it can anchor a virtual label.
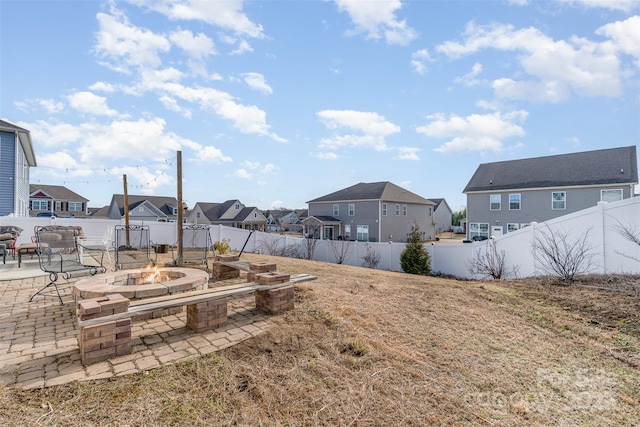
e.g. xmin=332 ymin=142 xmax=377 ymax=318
xmin=1 ymin=254 xmax=639 ymax=426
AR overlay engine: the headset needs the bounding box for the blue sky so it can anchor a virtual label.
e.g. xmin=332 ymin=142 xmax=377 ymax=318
xmin=1 ymin=0 xmax=639 ymax=213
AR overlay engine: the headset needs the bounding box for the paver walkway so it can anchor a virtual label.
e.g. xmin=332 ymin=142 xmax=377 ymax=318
xmin=0 ymin=258 xmax=271 ymax=390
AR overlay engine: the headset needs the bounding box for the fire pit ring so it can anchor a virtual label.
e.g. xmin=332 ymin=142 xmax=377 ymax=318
xmin=73 ymin=267 xmax=209 ymax=300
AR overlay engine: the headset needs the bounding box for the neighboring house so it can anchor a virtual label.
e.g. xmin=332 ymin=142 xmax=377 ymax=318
xmin=187 ymin=200 xmax=267 ymax=231
xmin=305 ymin=181 xmax=436 ymax=242
xmin=101 ymin=194 xmax=183 ymax=222
xmin=463 ymin=146 xmax=638 ymax=240
xmin=0 ymin=120 xmax=36 ymax=217
xmin=266 ymin=209 xmax=303 ymax=233
xmin=29 ymin=184 xmax=90 ymax=218
xmin=428 ymin=198 xmax=453 ymax=235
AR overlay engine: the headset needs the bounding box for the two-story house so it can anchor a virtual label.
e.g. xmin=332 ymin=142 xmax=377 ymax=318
xmin=305 ymin=181 xmax=436 ymax=242
xmin=463 ymin=146 xmax=638 ymax=240
xmin=100 ymin=194 xmax=182 ymax=222
xmin=187 ymin=200 xmax=267 ymax=231
xmin=0 ymin=120 xmax=36 ymax=217
xmin=428 ymin=198 xmax=453 ymax=235
xmin=266 ymin=209 xmax=303 ymax=233
xmin=29 ymin=184 xmax=90 ymax=217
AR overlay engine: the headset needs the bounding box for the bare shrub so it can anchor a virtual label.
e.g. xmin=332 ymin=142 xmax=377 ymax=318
xmin=532 ymin=226 xmax=595 ymax=284
xmin=612 ymin=220 xmax=640 ymax=264
xmin=301 ymin=236 xmax=319 ymax=260
xmin=466 ymin=239 xmax=517 ymax=279
xmin=362 ymin=243 xmax=381 ymax=269
xmin=257 ymin=237 xmax=299 ymax=258
xmin=329 ymin=239 xmax=353 ymax=264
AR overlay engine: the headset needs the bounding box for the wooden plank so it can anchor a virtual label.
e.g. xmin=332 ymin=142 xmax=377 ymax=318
xmin=216 ymin=261 xmax=251 ymax=271
xmin=77 ymin=274 xmax=317 ymax=328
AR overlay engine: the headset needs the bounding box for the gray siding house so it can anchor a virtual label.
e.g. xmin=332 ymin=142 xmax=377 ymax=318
xmin=428 ymin=198 xmax=453 ymax=235
xmin=0 ymin=120 xmax=36 ymax=217
xmin=29 ymin=184 xmax=90 ymax=218
xmin=102 ymin=194 xmax=182 ymax=222
xmin=463 ymin=146 xmax=638 ymax=240
xmin=187 ymin=200 xmax=267 ymax=231
xmin=306 ymin=181 xmax=436 ymax=242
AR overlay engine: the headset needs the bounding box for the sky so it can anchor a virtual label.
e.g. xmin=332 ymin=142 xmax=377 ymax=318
xmin=1 ymin=0 xmax=639 ymax=213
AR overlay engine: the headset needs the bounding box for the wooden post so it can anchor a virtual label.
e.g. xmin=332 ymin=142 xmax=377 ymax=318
xmin=177 ymin=151 xmax=183 ymax=261
xmin=123 ymin=174 xmax=130 ymax=247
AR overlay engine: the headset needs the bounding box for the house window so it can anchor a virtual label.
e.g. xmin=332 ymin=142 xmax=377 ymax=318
xmin=490 ymin=194 xmax=501 ymax=210
xmin=235 ymin=204 xmax=240 ymax=210
xmin=32 ymin=200 xmax=48 ymax=211
xmin=382 ymin=203 xmax=387 ymax=216
xmin=520 ymin=223 xmax=530 ymax=228
xmin=55 ymin=201 xmax=63 ymax=211
xmin=333 ymin=204 xmax=339 ymax=216
xmin=356 ymin=225 xmax=369 ymax=242
xmin=344 ymin=225 xmax=351 ymax=240
xmin=428 ymin=206 xmax=433 ymax=216
xmin=469 ymin=223 xmax=489 ymax=239
xmin=348 ymin=204 xmax=355 ymax=216
xmin=403 ymin=204 xmax=407 ymax=216
xmin=601 ymin=189 xmax=623 ymax=203
xmin=68 ymin=202 xmax=83 ymax=212
xmin=507 ymin=223 xmax=520 ymax=233
xmin=395 ymin=204 xmax=400 ymax=216
xmin=254 ymin=213 xmax=257 ymax=218
xmin=509 ymin=194 xmax=521 ymax=210
xmin=552 ymin=192 xmax=566 ymax=210
xmin=196 ymin=212 xmax=201 ymax=218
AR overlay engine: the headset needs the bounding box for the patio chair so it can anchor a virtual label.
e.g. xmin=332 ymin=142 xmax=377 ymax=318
xmin=0 ymin=226 xmax=22 ymax=259
xmin=171 ymin=224 xmax=214 ymax=272
xmin=77 ymin=225 xmax=114 ymax=265
xmin=114 ymin=224 xmax=156 ymax=270
xmin=30 ymin=225 xmax=106 ymax=305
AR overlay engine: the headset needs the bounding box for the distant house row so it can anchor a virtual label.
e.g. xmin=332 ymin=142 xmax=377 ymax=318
xmin=2 ymin=119 xmax=638 ymax=242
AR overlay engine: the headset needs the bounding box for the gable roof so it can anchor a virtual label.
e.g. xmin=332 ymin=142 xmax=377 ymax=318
xmin=30 ymin=184 xmax=88 ymax=202
xmin=0 ymin=119 xmax=37 ymax=166
xmin=111 ymin=194 xmax=178 ymax=216
xmin=308 ymin=181 xmax=434 ymax=205
xmin=464 ymin=146 xmax=638 ymax=193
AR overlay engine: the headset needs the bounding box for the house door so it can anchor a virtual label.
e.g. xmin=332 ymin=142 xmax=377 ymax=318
xmin=324 ymin=226 xmax=334 ymax=240
xmin=491 ymin=226 xmax=503 ymax=237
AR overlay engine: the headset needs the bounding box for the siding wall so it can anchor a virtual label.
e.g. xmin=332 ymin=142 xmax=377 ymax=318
xmin=0 ymin=131 xmax=16 ymax=216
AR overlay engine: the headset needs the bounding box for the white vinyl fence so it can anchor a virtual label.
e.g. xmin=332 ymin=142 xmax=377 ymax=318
xmin=2 ymin=197 xmax=638 ymax=279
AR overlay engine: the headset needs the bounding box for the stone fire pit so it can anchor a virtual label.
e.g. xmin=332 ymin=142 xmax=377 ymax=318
xmin=73 ymin=267 xmax=209 ymax=300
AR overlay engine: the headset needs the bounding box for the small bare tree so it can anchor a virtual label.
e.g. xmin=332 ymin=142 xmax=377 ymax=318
xmin=257 ymin=237 xmax=299 ymax=258
xmin=329 ymin=239 xmax=353 ymax=264
xmin=362 ymin=243 xmax=381 ymax=269
xmin=532 ymin=226 xmax=595 ymax=284
xmin=612 ymin=220 xmax=640 ymax=264
xmin=466 ymin=239 xmax=516 ymax=279
xmin=300 ymin=224 xmax=321 ymax=260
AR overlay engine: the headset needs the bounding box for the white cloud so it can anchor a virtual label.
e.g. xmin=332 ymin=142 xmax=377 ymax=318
xmin=596 ymin=16 xmax=640 ymax=69
xmin=38 ymin=99 xmax=65 ymax=114
xmin=36 ymin=152 xmax=91 ymax=177
xmin=437 ymin=21 xmax=629 ymax=101
xmin=242 ymin=72 xmax=273 ymax=94
xmin=169 ymin=29 xmax=216 ymax=59
xmin=411 ymin=49 xmax=432 ymax=74
xmin=129 ymin=0 xmax=265 ymax=39
xmin=94 ymin=8 xmax=171 ymax=72
xmin=261 ymin=163 xmax=276 ymax=173
xmin=195 ymin=145 xmax=233 ymax=163
xmin=334 ymin=0 xmax=417 ymax=45
xmin=315 ymin=152 xmax=339 ymax=160
xmin=27 ymin=120 xmax=85 ymax=147
xmin=234 ymin=168 xmax=251 ymax=179
xmin=159 ymin=95 xmax=192 ymax=118
xmin=67 ymin=92 xmax=118 ymax=116
xmin=111 ymin=164 xmax=173 ymax=193
xmin=416 ymin=110 xmax=528 ymax=154
xmin=317 ymin=110 xmax=400 ymax=151
xmin=394 ymin=146 xmax=420 ymax=161
xmin=89 ymin=81 xmax=116 ymax=92
xmin=454 ymin=62 xmax=483 ymax=87
xmin=558 ymin=0 xmax=639 ymax=12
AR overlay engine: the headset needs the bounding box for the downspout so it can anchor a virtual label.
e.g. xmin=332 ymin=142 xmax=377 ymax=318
xmin=378 ymin=200 xmax=382 ymax=242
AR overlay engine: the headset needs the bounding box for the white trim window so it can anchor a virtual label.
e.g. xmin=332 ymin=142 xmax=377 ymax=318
xmin=356 ymin=225 xmax=369 ymax=242
xmin=509 ymin=194 xmax=521 ymax=210
xmin=382 ymin=203 xmax=387 ymax=216
xmin=469 ymin=223 xmax=489 ymax=239
xmin=552 ymin=191 xmax=566 ymax=210
xmin=31 ymin=200 xmax=48 ymax=211
xmin=490 ymin=194 xmax=501 ymax=211
xmin=507 ymin=223 xmax=520 ymax=233
xmin=395 ymin=204 xmax=400 ymax=216
xmin=601 ymin=189 xmax=622 ymax=203
xmin=348 ymin=204 xmax=355 ymax=216
xmin=68 ymin=202 xmax=83 ymax=212
xmin=344 ymin=225 xmax=351 ymax=240
xmin=333 ymin=204 xmax=339 ymax=216
xmin=403 ymin=204 xmax=407 ymax=216
xmin=55 ymin=201 xmax=63 ymax=211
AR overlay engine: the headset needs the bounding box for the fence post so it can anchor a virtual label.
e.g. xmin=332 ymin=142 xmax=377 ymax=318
xmin=598 ymin=201 xmax=607 ymax=274
xmin=530 ymin=222 xmax=538 ymax=276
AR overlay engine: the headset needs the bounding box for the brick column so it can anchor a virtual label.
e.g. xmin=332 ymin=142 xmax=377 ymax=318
xmin=212 ymin=254 xmax=241 ymax=280
xmin=186 ymin=299 xmax=228 ymax=332
xmin=254 ymin=272 xmax=294 ymax=314
xmin=77 ymin=294 xmax=132 ymax=364
xmin=246 ymin=262 xmax=277 ymax=282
